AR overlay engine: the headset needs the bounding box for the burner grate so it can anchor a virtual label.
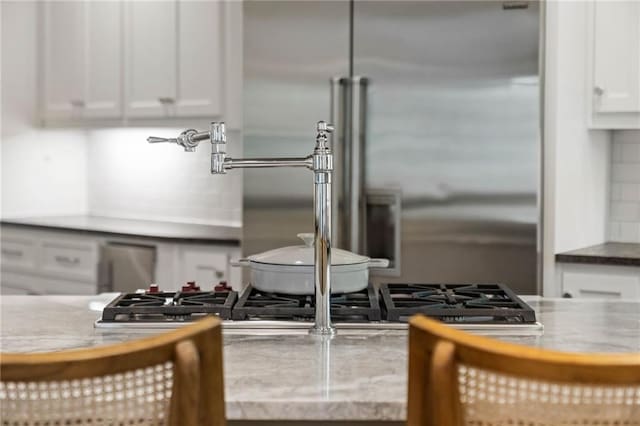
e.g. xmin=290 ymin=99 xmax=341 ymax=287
xmin=232 ymin=285 xmax=381 ymax=321
xmin=101 ymin=290 xmax=237 ymax=322
xmin=380 ymin=283 xmax=536 ymax=324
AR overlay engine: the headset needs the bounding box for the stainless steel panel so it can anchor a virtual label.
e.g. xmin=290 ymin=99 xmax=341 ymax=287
xmin=99 ymin=243 xmax=156 ymax=293
xmin=243 ymin=1 xmax=350 ymax=256
xmin=243 ymin=1 xmax=541 ymax=295
xmin=353 ymin=1 xmax=540 ymax=293
xmin=95 ymin=319 xmax=544 ymax=335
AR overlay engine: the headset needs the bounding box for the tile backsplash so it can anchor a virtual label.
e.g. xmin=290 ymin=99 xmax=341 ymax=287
xmin=610 ymin=130 xmax=640 ymax=242
xmin=87 ymin=128 xmax=242 ymax=227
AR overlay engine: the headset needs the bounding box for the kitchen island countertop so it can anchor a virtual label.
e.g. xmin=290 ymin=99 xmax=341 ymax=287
xmin=1 ymin=295 xmax=639 ymax=423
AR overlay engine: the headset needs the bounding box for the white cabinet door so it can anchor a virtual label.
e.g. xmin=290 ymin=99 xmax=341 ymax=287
xmin=42 ymin=1 xmax=85 ymax=121
xmin=84 ymin=1 xmax=123 ymax=119
xmin=175 ymin=0 xmax=224 ymax=118
xmin=125 ymin=1 xmax=177 ymax=118
xmin=593 ymin=1 xmax=640 ymax=113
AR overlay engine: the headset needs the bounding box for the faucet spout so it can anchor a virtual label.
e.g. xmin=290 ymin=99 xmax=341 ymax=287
xmin=148 ymin=120 xmax=336 ymax=335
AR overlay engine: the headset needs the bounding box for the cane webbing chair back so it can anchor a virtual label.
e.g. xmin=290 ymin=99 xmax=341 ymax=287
xmin=407 ymin=315 xmax=640 ymax=426
xmin=0 ymin=316 xmax=225 ymax=426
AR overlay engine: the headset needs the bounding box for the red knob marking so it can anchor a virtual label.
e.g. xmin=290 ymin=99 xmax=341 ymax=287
xmin=214 ymin=281 xmax=231 ymax=292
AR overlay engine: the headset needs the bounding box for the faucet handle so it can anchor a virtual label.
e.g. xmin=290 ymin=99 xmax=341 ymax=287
xmin=210 ymin=122 xmax=227 ymax=174
xmin=147 ymin=136 xmax=178 ymax=144
xmin=211 ymin=122 xmax=226 ymax=144
xmin=147 ymin=129 xmax=201 ymax=152
xmin=317 ymin=121 xmax=334 ymax=133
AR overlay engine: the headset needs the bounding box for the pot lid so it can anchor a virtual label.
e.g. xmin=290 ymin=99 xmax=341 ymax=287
xmin=247 ymin=233 xmax=370 ymax=266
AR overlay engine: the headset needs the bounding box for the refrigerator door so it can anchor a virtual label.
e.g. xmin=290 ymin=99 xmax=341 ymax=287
xmin=243 ymin=1 xmax=350 ymax=257
xmin=352 ymin=1 xmax=541 ymax=294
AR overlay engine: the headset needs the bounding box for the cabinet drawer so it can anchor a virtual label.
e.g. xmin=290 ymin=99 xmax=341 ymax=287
xmin=41 ymin=241 xmax=97 ymax=278
xmin=561 ymin=266 xmax=640 ymax=299
xmin=1 ymin=271 xmax=97 ymax=295
xmin=1 ymin=239 xmax=37 ymax=269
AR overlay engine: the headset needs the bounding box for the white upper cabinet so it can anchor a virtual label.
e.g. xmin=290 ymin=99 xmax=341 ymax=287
xmin=42 ymin=1 xmax=122 ymax=121
xmin=41 ymin=0 xmax=240 ymax=125
xmin=84 ymin=1 xmax=123 ymax=119
xmin=125 ymin=1 xmax=177 ymax=118
xmin=588 ymin=0 xmax=640 ymax=128
xmin=175 ymin=0 xmax=223 ymax=118
xmin=42 ymin=1 xmax=85 ymax=120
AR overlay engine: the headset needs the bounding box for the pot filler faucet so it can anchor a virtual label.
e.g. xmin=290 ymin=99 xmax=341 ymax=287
xmin=148 ymin=121 xmax=336 ymax=336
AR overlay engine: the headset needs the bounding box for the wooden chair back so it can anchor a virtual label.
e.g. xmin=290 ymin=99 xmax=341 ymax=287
xmin=407 ymin=315 xmax=640 ymax=426
xmin=1 ymin=316 xmax=225 ymax=426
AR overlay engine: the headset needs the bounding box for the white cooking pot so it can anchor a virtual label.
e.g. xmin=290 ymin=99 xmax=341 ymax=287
xmin=231 ymin=233 xmax=389 ymax=295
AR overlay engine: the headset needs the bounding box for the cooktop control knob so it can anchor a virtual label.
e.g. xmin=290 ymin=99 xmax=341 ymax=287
xmin=182 ymin=281 xmax=201 ymax=292
xmin=214 ymin=281 xmax=232 ymax=292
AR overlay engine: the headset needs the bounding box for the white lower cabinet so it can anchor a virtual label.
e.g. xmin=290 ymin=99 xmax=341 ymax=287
xmin=0 ymin=227 xmax=241 ymax=294
xmin=178 ymin=246 xmax=242 ymax=290
xmin=556 ymin=262 xmax=640 ymax=299
xmin=587 ymin=0 xmax=640 ymax=128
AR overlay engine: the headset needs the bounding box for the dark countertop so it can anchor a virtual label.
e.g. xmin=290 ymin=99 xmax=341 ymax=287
xmin=1 ymin=215 xmax=241 ymax=245
xmin=556 ymin=242 xmax=640 ymax=267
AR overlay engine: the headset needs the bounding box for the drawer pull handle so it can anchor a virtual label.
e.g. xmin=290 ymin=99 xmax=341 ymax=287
xmin=55 ymin=255 xmax=81 ymax=265
xmin=2 ymin=249 xmax=24 ymax=257
xmin=158 ymin=97 xmax=175 ymax=105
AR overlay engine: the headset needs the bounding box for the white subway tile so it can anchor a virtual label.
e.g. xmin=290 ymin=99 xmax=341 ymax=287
xmin=609 ymin=222 xmax=622 ymax=240
xmin=622 ymin=143 xmax=640 ymax=163
xmin=611 ymin=201 xmax=640 ymax=221
xmin=620 ymin=183 xmax=640 ymax=201
xmin=611 ymin=183 xmax=623 ymax=200
xmin=612 ymin=142 xmax=624 ymax=163
xmin=619 ymin=222 xmax=640 ymax=243
xmin=612 ymin=164 xmax=640 ymax=183
xmin=613 ymin=130 xmax=640 ymax=145
xmin=86 ymin=129 xmax=242 ymax=225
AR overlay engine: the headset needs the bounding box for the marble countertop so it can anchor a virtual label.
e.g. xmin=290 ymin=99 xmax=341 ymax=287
xmin=1 ymin=295 xmax=639 ymax=421
xmin=556 ymin=242 xmax=640 ymax=266
xmin=1 ymin=215 xmax=241 ymax=244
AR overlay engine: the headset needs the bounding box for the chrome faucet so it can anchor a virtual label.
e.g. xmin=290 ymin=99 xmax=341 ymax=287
xmin=148 ymin=121 xmax=336 ymax=336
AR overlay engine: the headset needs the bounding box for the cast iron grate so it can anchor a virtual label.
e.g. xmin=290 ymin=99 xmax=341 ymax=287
xmin=380 ymin=283 xmax=536 ymax=323
xmin=232 ymin=284 xmax=381 ymax=321
xmin=101 ymin=290 xmax=237 ymax=322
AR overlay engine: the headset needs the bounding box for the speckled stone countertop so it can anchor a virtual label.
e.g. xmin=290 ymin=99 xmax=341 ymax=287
xmin=1 ymin=295 xmax=639 ymax=422
xmin=1 ymin=215 xmax=240 ymax=244
xmin=556 ymin=242 xmax=640 ymax=266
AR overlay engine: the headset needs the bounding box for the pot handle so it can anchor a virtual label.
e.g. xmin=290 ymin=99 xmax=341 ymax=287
xmin=368 ymin=258 xmax=390 ymax=269
xmin=297 ymin=233 xmax=315 ymax=247
xmin=230 ymin=258 xmax=251 ymax=267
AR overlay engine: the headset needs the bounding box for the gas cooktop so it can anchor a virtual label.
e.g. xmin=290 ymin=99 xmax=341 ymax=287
xmin=380 ymin=283 xmax=536 ymax=324
xmin=101 ymin=282 xmax=237 ymax=322
xmin=97 ymin=282 xmax=538 ymax=328
xmin=232 ymin=285 xmax=381 ymax=321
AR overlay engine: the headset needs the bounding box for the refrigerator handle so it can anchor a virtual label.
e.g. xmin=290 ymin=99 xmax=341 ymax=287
xmin=330 ymin=76 xmax=370 ymax=254
xmin=350 ymin=77 xmax=369 ymax=254
xmin=330 ymin=77 xmax=346 ymax=246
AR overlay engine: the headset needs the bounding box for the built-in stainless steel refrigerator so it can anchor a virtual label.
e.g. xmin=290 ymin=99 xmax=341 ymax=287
xmin=243 ymin=1 xmax=542 ymax=294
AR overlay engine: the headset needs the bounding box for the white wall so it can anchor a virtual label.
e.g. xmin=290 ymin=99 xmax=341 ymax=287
xmin=86 ymin=128 xmax=242 ymax=226
xmin=609 ymin=130 xmax=640 ymax=241
xmin=1 ymin=1 xmax=88 ymax=218
xmin=544 ymin=1 xmax=611 ymax=295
